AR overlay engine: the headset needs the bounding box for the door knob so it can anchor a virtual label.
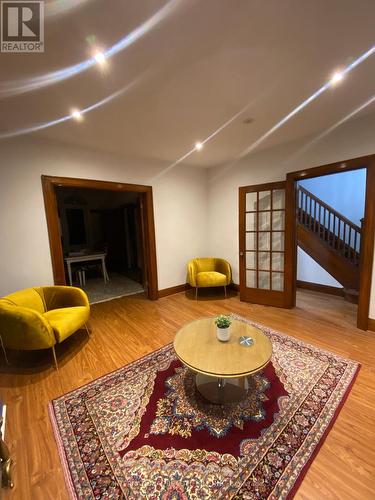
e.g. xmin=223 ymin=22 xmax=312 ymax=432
xmin=240 ymin=252 xmax=244 ymax=256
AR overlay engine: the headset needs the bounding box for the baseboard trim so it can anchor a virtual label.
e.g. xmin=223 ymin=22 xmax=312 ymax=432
xmin=368 ymin=318 xmax=375 ymax=332
xmin=158 ymin=283 xmax=239 ymax=298
xmin=297 ymin=280 xmax=344 ymax=296
xmin=158 ymin=284 xmax=191 ymax=298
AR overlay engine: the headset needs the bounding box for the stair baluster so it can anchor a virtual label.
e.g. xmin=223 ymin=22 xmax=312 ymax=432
xmin=296 ymin=185 xmax=361 ymax=267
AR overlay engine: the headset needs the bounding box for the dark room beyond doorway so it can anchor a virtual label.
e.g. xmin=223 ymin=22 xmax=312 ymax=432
xmin=56 ymin=186 xmax=144 ymax=303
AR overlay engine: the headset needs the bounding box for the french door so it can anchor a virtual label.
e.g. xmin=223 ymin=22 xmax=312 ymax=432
xmin=239 ymin=181 xmax=294 ymax=308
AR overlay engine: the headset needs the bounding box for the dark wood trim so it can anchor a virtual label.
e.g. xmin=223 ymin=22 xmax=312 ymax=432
xmin=42 ymin=176 xmax=153 ymax=192
xmin=142 ymin=188 xmax=158 ymax=300
xmin=287 ymin=154 xmax=374 ymax=181
xmin=41 ymin=175 xmax=159 ymax=300
xmin=285 ymin=174 xmax=297 ymax=308
xmin=357 ymin=162 xmax=375 ymax=329
xmin=158 ymin=283 xmax=191 ymax=298
xmin=367 ymin=318 xmax=375 ymax=332
xmin=158 ymin=282 xmax=240 ymax=298
xmin=284 ymin=174 xmax=296 ymax=308
xmin=238 ymin=186 xmax=246 ymax=299
xmin=240 ymin=181 xmax=286 ymax=193
xmin=42 ymin=176 xmax=65 ymax=285
xmin=297 ymin=280 xmax=344 ymax=296
xmin=239 ymin=181 xmax=293 ymax=308
xmin=287 ymin=154 xmax=375 ymax=331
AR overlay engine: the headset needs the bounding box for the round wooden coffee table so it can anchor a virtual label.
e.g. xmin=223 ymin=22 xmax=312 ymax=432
xmin=173 ymin=317 xmax=272 ymax=404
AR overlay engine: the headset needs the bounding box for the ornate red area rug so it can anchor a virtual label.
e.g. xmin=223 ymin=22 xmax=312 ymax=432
xmin=49 ymin=317 xmax=359 ymax=499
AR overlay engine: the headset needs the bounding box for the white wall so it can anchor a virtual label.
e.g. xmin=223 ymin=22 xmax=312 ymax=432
xmin=0 ymin=137 xmax=208 ymax=295
xmin=299 ymin=169 xmax=366 ymax=227
xmin=297 ymin=248 xmax=342 ymax=287
xmin=207 ymin=111 xmax=375 ymax=319
xmin=1 ymin=111 xmax=375 ymax=320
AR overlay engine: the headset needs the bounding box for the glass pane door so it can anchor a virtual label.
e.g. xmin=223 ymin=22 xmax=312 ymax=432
xmin=245 ymin=188 xmax=285 ymax=292
xmin=240 ymin=181 xmax=291 ymax=308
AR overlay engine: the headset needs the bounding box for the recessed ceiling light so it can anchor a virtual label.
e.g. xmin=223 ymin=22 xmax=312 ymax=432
xmin=195 ymin=141 xmax=203 ymax=151
xmin=94 ymin=51 xmax=106 ymax=66
xmin=330 ymin=71 xmax=344 ymax=85
xmin=71 ymin=108 xmax=83 ymax=121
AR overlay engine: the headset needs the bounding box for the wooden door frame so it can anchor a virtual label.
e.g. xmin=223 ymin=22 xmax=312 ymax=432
xmin=286 ymin=154 xmax=375 ymax=330
xmin=239 ymin=181 xmax=294 ymax=308
xmin=41 ymin=175 xmax=159 ymax=300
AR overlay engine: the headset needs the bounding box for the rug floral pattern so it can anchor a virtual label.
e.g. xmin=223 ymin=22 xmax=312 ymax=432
xmin=50 ymin=316 xmax=359 ymax=499
xmin=149 ymin=367 xmax=270 ymax=439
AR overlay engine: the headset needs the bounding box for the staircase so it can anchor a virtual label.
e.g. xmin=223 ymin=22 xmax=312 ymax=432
xmin=296 ymin=185 xmax=361 ymax=301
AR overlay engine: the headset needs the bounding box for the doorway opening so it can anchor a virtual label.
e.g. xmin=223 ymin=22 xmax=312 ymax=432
xmin=287 ymin=155 xmax=375 ymax=330
xmin=56 ymin=186 xmax=145 ymax=303
xmin=42 ymin=176 xmax=158 ymax=302
xmin=239 ymin=154 xmax=375 ymax=331
xmin=296 ymin=169 xmax=366 ymax=308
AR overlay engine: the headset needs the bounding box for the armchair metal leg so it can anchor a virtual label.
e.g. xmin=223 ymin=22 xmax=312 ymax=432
xmin=0 ymin=334 xmax=10 ymax=365
xmin=84 ymin=324 xmax=90 ymax=337
xmin=224 ymin=285 xmax=227 ymax=298
xmin=51 ymin=346 xmax=59 ymax=371
xmin=195 ymin=287 xmax=198 ymax=300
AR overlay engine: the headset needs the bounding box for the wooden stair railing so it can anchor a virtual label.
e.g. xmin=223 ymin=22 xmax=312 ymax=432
xmin=297 ymin=185 xmax=362 ymax=267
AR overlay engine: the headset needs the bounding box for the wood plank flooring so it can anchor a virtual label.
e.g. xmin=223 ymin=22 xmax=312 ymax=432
xmin=1 ymin=289 xmax=374 ymax=499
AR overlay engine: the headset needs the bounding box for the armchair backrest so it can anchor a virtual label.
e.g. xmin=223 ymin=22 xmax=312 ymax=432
xmin=0 ymin=299 xmax=55 ymax=350
xmin=4 ymin=287 xmax=46 ymax=313
xmin=194 ymin=258 xmax=217 ymax=273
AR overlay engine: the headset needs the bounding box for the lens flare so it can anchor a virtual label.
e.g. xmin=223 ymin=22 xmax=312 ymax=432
xmin=330 ymin=71 xmax=344 ymax=85
xmin=71 ymin=109 xmax=83 ymax=121
xmin=0 ymin=72 xmax=148 ymax=139
xmin=0 ymin=0 xmax=182 ymax=98
xmin=281 ymin=94 xmax=375 ymax=163
xmin=93 ymin=51 xmax=106 ymax=66
xmin=45 ymin=0 xmax=90 ymax=18
xmin=151 ymin=98 xmax=261 ymax=180
xmin=159 ymin=45 xmax=375 ymax=180
xmin=237 ymin=46 xmax=375 ymax=160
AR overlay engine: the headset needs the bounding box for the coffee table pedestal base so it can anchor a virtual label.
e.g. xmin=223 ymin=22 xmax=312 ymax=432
xmin=195 ymin=373 xmax=250 ymax=404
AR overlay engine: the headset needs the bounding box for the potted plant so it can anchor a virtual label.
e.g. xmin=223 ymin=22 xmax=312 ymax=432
xmin=215 ymin=315 xmax=232 ymax=342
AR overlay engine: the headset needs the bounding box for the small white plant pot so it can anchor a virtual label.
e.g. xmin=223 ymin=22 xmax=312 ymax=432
xmin=216 ymin=326 xmax=230 ymax=342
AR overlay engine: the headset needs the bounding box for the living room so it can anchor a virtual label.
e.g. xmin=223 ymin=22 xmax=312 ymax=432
xmin=0 ymin=1 xmax=375 ymax=498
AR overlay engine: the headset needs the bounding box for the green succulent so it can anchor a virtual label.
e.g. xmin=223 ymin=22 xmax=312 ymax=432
xmin=215 ymin=315 xmax=232 ymax=329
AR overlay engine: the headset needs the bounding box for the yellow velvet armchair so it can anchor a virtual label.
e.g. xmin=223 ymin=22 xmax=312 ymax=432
xmin=187 ymin=257 xmax=232 ymax=299
xmin=0 ymin=286 xmax=90 ymax=369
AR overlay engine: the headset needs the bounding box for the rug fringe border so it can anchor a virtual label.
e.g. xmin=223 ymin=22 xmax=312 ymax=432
xmin=286 ymin=363 xmax=361 ymax=499
xmin=51 ymin=342 xmax=173 ymax=402
xmin=48 ymin=402 xmax=78 ymax=500
xmin=234 ymin=315 xmax=362 ymax=365
xmin=48 ymin=315 xmax=362 ymax=499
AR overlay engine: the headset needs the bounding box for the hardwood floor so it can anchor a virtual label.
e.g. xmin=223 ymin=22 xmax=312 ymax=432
xmin=1 ymin=289 xmax=374 ymax=499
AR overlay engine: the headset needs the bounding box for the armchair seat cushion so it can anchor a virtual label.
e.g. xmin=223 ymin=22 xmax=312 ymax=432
xmin=196 ymin=271 xmax=227 ymax=287
xmin=43 ymin=306 xmax=89 ymax=343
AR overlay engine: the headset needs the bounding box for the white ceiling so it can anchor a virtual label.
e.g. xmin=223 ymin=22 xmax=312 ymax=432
xmin=1 ymin=0 xmax=375 ymax=167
